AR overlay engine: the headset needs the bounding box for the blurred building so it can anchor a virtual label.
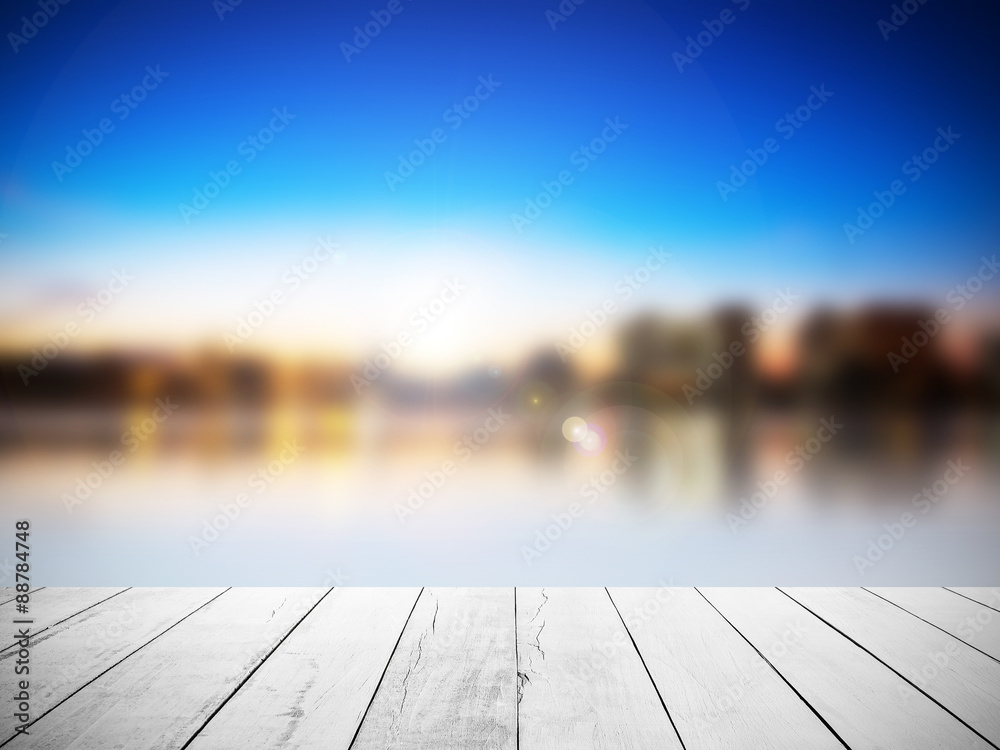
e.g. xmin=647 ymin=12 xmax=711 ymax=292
xmin=0 ymin=304 xmax=996 ymax=490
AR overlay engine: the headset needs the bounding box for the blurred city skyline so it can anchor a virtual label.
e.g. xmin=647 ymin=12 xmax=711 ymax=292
xmin=1 ymin=0 xmax=998 ymax=584
xmin=2 ymin=241 xmax=998 ymax=376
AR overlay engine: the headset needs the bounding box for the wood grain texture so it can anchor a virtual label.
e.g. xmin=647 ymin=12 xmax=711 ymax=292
xmin=516 ymin=587 xmax=683 ymax=750
xmin=867 ymin=587 xmax=1000 ymax=661
xmin=186 ymin=587 xmax=421 ymax=750
xmin=608 ymin=587 xmax=841 ymax=749
xmin=782 ymin=587 xmax=1000 ymax=745
xmin=4 ymin=587 xmax=327 ymax=749
xmin=701 ymin=587 xmax=991 ymax=749
xmin=947 ymin=588 xmax=1000 ymax=612
xmin=0 ymin=587 xmax=129 ymax=653
xmin=6 ymin=587 xmax=1000 ymax=749
xmin=0 ymin=585 xmax=227 ymax=737
xmin=0 ymin=588 xmax=42 ymax=607
xmin=350 ymin=587 xmax=516 ymax=750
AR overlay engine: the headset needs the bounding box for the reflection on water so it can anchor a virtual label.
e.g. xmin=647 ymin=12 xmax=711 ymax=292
xmin=1 ymin=303 xmax=998 ymax=583
xmin=1 ymin=403 xmax=995 ymax=519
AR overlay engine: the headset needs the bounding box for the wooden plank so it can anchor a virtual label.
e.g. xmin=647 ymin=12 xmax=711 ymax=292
xmin=947 ymin=588 xmax=1000 ymax=612
xmin=608 ymin=587 xmax=841 ymax=749
xmin=351 ymin=587 xmax=516 ymax=750
xmin=4 ymin=587 xmax=327 ymax=749
xmin=867 ymin=587 xmax=1000 ymax=661
xmin=701 ymin=587 xmax=990 ymax=749
xmin=1 ymin=588 xmax=129 ymax=653
xmin=516 ymin=587 xmax=683 ymax=750
xmin=0 ymin=588 xmax=43 ymax=606
xmin=782 ymin=587 xmax=1000 ymax=745
xmin=0 ymin=586 xmax=227 ymax=732
xmin=186 ymin=587 xmax=421 ymax=749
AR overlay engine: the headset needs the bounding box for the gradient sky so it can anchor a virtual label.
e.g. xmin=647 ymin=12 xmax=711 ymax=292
xmin=1 ymin=0 xmax=998 ymax=363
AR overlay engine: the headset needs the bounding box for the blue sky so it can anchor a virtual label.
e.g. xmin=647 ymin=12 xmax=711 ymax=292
xmin=1 ymin=0 xmax=998 ymax=346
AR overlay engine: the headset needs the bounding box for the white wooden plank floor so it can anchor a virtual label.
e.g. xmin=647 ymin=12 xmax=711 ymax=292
xmin=0 ymin=589 xmax=42 ymax=607
xmin=866 ymin=588 xmax=1000 ymax=662
xmin=515 ymin=587 xmax=683 ymax=749
xmin=0 ymin=588 xmax=128 ymax=652
xmin=2 ymin=588 xmax=998 ymax=749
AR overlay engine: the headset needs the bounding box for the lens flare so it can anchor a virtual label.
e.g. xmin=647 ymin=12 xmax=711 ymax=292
xmin=561 ymin=416 xmax=588 ymax=443
xmin=574 ymin=423 xmax=607 ymax=457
